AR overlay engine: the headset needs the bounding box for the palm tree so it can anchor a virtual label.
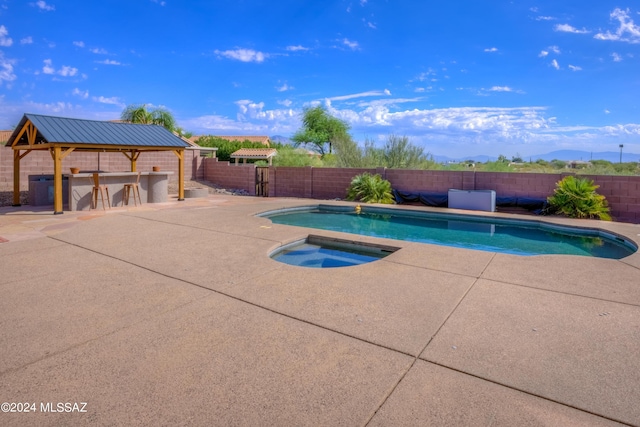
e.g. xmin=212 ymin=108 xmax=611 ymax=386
xmin=121 ymin=104 xmax=176 ymax=131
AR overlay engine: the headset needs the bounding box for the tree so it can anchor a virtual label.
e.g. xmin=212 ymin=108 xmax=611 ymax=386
xmin=382 ymin=135 xmax=427 ymax=169
xmin=121 ymin=104 xmax=176 ymax=131
xmin=291 ymin=106 xmax=350 ymax=156
xmin=332 ymin=134 xmax=363 ymax=167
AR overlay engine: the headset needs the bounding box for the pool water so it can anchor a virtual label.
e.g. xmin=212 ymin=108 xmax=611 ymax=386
xmin=273 ymin=243 xmax=383 ymax=268
xmin=263 ymin=206 xmax=636 ymax=259
xmin=270 ymin=235 xmax=399 ymax=268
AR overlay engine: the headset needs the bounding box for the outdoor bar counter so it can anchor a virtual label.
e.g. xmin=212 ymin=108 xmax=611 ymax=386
xmin=68 ymin=171 xmax=173 ymax=211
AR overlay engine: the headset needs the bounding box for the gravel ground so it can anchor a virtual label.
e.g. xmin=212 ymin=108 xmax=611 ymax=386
xmin=0 ymin=180 xmax=249 ymax=208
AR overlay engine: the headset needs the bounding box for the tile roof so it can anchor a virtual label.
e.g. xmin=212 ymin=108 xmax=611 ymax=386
xmin=230 ymin=148 xmax=277 ymax=159
xmin=190 ymin=135 xmax=271 ymax=146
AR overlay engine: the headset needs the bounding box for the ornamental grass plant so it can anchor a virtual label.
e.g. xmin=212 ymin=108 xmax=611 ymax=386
xmin=346 ymin=173 xmax=394 ymax=204
xmin=547 ymin=175 xmax=611 ymax=221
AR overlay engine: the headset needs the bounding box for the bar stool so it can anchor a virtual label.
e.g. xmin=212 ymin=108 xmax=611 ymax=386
xmin=91 ymin=173 xmax=111 ymax=210
xmin=123 ymin=172 xmax=142 ymax=206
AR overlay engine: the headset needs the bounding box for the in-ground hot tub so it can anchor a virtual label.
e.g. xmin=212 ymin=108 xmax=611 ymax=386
xmin=270 ymin=235 xmax=399 ymax=268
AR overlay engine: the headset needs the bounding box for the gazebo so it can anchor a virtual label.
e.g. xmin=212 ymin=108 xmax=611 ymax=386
xmin=230 ymin=148 xmax=277 ymax=166
xmin=5 ymin=113 xmax=190 ymax=214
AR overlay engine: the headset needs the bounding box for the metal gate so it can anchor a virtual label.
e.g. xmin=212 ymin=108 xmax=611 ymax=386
xmin=255 ymin=166 xmax=269 ymax=197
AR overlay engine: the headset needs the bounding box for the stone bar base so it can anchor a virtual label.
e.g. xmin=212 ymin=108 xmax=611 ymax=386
xmin=68 ymin=172 xmax=173 ymax=211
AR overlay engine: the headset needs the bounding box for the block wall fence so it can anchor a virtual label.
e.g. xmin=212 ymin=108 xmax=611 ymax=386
xmin=3 ymin=148 xmax=639 ymax=223
xmin=0 ymin=145 xmax=204 ymax=189
xmin=203 ymin=158 xmax=640 ymax=223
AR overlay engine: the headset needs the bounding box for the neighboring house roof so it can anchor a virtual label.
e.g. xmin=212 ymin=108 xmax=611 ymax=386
xmin=190 ymin=135 xmax=271 ymax=146
xmin=230 ymin=148 xmax=277 ymax=159
xmin=6 ymin=113 xmax=189 ymax=149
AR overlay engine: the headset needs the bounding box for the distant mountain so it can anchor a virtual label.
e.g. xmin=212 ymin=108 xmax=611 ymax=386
xmin=528 ymin=150 xmax=640 ymax=163
xmin=270 ymin=135 xmax=294 ymax=145
xmin=432 ymin=154 xmax=498 ymax=163
xmin=433 ymin=150 xmax=640 ymax=164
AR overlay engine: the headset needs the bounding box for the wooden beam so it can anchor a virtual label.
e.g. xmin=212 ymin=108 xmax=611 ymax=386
xmin=123 ymin=150 xmax=141 ymax=171
xmin=10 ymin=119 xmax=34 ymax=148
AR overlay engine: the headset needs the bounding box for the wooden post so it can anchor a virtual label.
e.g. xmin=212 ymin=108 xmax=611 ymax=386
xmin=50 ymin=146 xmax=75 ymax=214
xmin=177 ymin=150 xmax=184 ymax=201
xmin=52 ymin=146 xmax=63 ymax=214
xmin=12 ymin=150 xmax=21 ymax=206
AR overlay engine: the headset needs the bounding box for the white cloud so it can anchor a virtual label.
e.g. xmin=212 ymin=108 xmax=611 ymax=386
xmin=42 ymin=59 xmax=55 ymax=74
xmin=342 ymin=38 xmax=360 ymax=50
xmin=0 ymin=52 xmax=16 ymax=85
xmin=612 ymin=52 xmax=623 ymax=62
xmin=232 ymin=99 xmax=296 ymax=132
xmin=413 ymin=68 xmax=437 ymax=82
xmin=535 ymin=16 xmax=555 ymax=21
xmin=286 ymin=45 xmax=309 ymax=51
xmin=178 ymin=102 xmax=640 ymax=156
xmin=92 ymin=96 xmax=125 ymax=107
xmin=326 ymin=89 xmax=391 ymax=102
xmin=549 ymin=45 xmax=561 ymax=54
xmin=73 ymin=41 xmax=85 ymax=48
xmin=58 ymin=65 xmax=77 ymax=76
xmin=554 ymin=23 xmax=589 ymax=34
xmin=151 ymin=0 xmax=166 ymax=5
xmin=214 ymin=48 xmax=267 ymax=62
xmin=20 ymin=36 xmax=33 ymax=44
xmin=72 ymin=88 xmax=89 ymax=99
xmin=484 ymin=47 xmax=498 ymax=52
xmin=41 ymin=59 xmax=78 ymax=76
xmin=96 ymin=59 xmax=122 ymax=65
xmin=366 ymin=21 xmax=377 ymax=29
xmin=594 ymin=8 xmax=640 ymax=44
xmin=0 ymin=25 xmax=13 ymax=47
xmin=550 ymin=59 xmax=560 ymax=70
xmin=276 ymin=82 xmax=293 ymax=92
xmin=33 ymin=1 xmax=55 ymax=11
xmin=568 ymin=65 xmax=582 ymax=71
xmin=489 ymin=86 xmax=513 ymax=92
xmin=90 ymin=47 xmax=108 ymax=54
xmin=604 ymin=109 xmax=610 ymax=114
xmin=538 ymin=50 xmax=549 ymax=57
xmin=278 ymin=99 xmax=292 ymax=107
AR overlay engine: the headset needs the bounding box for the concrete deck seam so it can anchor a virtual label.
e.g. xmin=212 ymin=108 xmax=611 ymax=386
xmin=621 ymin=259 xmax=640 ymax=272
xmin=46 ymin=235 xmax=420 ymax=360
xmin=383 ymin=258 xmax=483 ymax=279
xmin=119 ymin=212 xmax=289 ymax=244
xmin=363 ymin=254 xmax=495 ymax=426
xmin=418 ymin=359 xmax=635 ymax=426
xmin=477 ymin=275 xmax=640 ymax=309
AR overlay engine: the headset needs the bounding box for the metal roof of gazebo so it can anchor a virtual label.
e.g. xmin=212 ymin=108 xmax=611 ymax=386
xmin=5 ymin=113 xmax=190 ymax=214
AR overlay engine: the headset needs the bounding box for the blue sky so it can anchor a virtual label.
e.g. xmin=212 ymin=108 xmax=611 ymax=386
xmin=0 ymin=0 xmax=639 ymax=158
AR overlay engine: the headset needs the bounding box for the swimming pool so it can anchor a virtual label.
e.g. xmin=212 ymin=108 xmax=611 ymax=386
xmin=260 ymin=205 xmax=637 ymax=259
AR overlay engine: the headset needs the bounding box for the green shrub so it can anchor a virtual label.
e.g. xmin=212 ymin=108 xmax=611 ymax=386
xmin=195 ymin=136 xmax=267 ymax=161
xmin=272 ymin=146 xmax=323 ymax=167
xmin=547 ymin=176 xmax=611 ymax=221
xmin=346 ymin=173 xmax=394 ymax=204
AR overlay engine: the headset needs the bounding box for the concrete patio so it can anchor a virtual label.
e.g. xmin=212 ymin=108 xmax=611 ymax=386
xmin=1 ymin=194 xmax=639 ymax=426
